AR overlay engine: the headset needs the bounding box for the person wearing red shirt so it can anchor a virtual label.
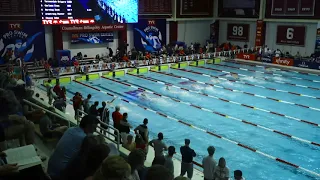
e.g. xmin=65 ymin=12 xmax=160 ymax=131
xmin=53 ymin=82 xmax=61 ymax=96
xmin=59 ymin=87 xmax=66 ymax=101
xmin=72 ymin=92 xmax=82 ymax=120
xmin=112 ymin=106 xmax=123 ymax=142
xmin=145 ymin=52 xmax=151 ymax=60
xmin=122 ymin=54 xmax=129 ymax=62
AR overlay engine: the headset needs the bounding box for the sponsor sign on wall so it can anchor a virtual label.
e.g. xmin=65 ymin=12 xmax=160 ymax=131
xmin=276 ymin=25 xmax=306 ymax=46
xmin=0 ymin=21 xmax=46 ymax=64
xmin=236 ymin=53 xmax=256 ymax=60
xmin=227 ymin=23 xmax=250 ymax=41
xmin=60 ymin=24 xmax=126 ymax=32
xmin=71 ymin=32 xmax=114 ymax=44
xmin=272 ymin=57 xmax=294 ymax=66
xmin=294 ymin=57 xmax=320 ymax=70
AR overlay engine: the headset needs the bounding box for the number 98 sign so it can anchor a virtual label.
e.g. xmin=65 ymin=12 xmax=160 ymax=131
xmin=276 ymin=26 xmax=306 ymax=46
xmin=227 ymin=23 xmax=250 ymax=41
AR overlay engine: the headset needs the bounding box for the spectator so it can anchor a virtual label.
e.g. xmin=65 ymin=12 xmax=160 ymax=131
xmin=72 ymin=92 xmax=82 ymax=119
xmin=128 ymin=149 xmax=146 ymax=180
xmin=180 ymin=139 xmax=196 ymax=179
xmin=213 ymin=157 xmax=229 ymax=180
xmin=146 ymin=165 xmax=173 ymax=180
xmin=53 ymin=98 xmax=66 ymax=112
xmin=118 ymin=112 xmax=131 ymax=144
xmin=135 ymin=134 xmax=146 ymax=151
xmin=152 ymin=155 xmax=165 ymax=166
xmin=83 ymin=94 xmax=92 ymax=113
xmin=234 ymin=170 xmax=244 ymax=180
xmin=46 ymin=79 xmax=55 ymax=105
xmin=134 ymin=118 xmax=149 ymax=149
xmin=47 ymin=115 xmax=98 ymax=179
xmin=123 ymin=134 xmax=136 ymax=151
xmin=108 ymin=47 xmax=114 ymax=57
xmin=164 ymin=146 xmax=175 ymax=175
xmin=112 ymin=106 xmax=122 ymax=142
xmin=39 ymin=107 xmax=68 ymax=138
xmin=89 ymin=101 xmax=99 ymax=116
xmin=203 ymin=146 xmax=217 ymax=180
xmin=53 ymin=82 xmax=61 ymax=96
xmin=149 ymin=132 xmax=167 ymax=164
xmin=91 ymin=155 xmax=131 ymax=180
xmin=59 ymin=86 xmax=66 ymax=101
xmin=98 ymin=101 xmax=109 ymax=134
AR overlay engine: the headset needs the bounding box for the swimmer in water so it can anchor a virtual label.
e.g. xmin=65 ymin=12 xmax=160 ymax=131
xmin=166 ymin=86 xmax=170 ymax=90
xmin=231 ymin=73 xmax=239 ymax=79
xmin=211 ymin=78 xmax=220 ymax=84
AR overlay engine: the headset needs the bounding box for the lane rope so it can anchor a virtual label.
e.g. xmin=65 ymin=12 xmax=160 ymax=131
xmin=101 ymin=75 xmax=320 ymax=147
xmin=170 ymin=67 xmax=320 ymax=112
xmin=129 ymin=72 xmax=320 ymax=128
xmin=214 ymin=62 xmax=320 ymax=83
xmin=73 ymin=79 xmax=320 ymax=178
xmin=189 ymin=66 xmax=320 ymax=100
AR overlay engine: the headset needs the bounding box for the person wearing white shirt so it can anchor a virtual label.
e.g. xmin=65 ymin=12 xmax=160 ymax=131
xmin=275 ymin=49 xmax=281 ymax=57
xmin=214 ymin=157 xmax=229 ymax=180
xmin=202 ymin=146 xmax=217 ymax=180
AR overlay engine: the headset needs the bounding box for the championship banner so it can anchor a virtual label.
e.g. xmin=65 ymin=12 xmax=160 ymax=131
xmin=71 ymin=32 xmax=114 ymax=44
xmin=315 ymin=22 xmax=320 ymax=57
xmin=133 ymin=19 xmax=167 ymax=52
xmin=0 ymin=21 xmax=46 ymax=64
xmin=56 ymin=50 xmax=71 ymax=67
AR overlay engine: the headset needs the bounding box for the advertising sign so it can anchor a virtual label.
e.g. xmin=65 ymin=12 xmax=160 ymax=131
xmin=272 ymin=57 xmax=294 ymax=66
xmin=236 ymin=53 xmax=256 ymax=60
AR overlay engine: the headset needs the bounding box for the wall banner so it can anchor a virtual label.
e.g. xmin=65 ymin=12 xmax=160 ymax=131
xmin=0 ymin=21 xmax=46 ymax=64
xmin=133 ymin=19 xmax=167 ymax=52
xmin=71 ymin=32 xmax=114 ymax=44
xmin=315 ymin=22 xmax=320 ymax=57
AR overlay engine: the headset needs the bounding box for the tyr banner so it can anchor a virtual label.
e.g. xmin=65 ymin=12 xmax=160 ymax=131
xmin=133 ymin=19 xmax=166 ymax=52
xmin=0 ymin=21 xmax=46 ymax=64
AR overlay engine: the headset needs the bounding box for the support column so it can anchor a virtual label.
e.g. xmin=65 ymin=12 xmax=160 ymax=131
xmin=169 ymin=21 xmax=178 ymax=44
xmin=52 ymin=26 xmax=63 ymax=59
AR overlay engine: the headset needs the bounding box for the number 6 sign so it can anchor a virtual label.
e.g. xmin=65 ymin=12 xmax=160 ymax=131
xmin=227 ymin=23 xmax=250 ymax=41
xmin=276 ymin=25 xmax=306 ymax=46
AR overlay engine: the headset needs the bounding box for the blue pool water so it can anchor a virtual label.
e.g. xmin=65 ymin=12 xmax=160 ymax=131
xmin=61 ymin=61 xmax=320 ymax=180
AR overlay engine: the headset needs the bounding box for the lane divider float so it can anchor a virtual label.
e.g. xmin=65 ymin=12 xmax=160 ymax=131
xmin=170 ymin=68 xmax=320 ymax=112
xmin=129 ymin=72 xmax=320 ymax=128
xmin=72 ymin=79 xmax=320 ymax=178
xmin=193 ymin=65 xmax=320 ymax=91
xmin=213 ymin=63 xmax=320 ymax=83
xmin=188 ymin=66 xmax=320 ymax=100
xmin=225 ymin=59 xmax=320 ymax=77
xmin=101 ymin=75 xmax=320 ymax=147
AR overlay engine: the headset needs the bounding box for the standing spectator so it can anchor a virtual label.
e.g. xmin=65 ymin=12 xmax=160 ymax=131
xmin=47 ymin=115 xmax=98 ymax=179
xmin=149 ymin=132 xmax=168 ymax=164
xmin=164 ymin=146 xmax=175 ymax=176
xmin=46 ymin=80 xmax=55 ymax=105
xmin=59 ymin=86 xmax=66 ymax=101
xmin=88 ymin=101 xmax=99 ymax=116
xmin=146 ymin=165 xmax=173 ymax=180
xmin=112 ymin=106 xmax=122 ymax=142
xmin=53 ymin=82 xmax=61 ymax=96
xmin=108 ymin=47 xmax=114 ymax=57
xmin=180 ymin=139 xmax=196 ymax=179
xmin=98 ymin=101 xmax=109 ymax=134
xmin=118 ymin=113 xmax=131 ymax=144
xmin=203 ymin=146 xmax=217 ymax=180
xmin=128 ymin=149 xmax=146 ymax=180
xmin=83 ymin=94 xmax=92 ymax=114
xmin=72 ymin=92 xmax=82 ymax=120
xmin=135 ymin=134 xmax=146 ymax=151
xmin=134 ymin=118 xmax=149 ymax=150
xmin=123 ymin=134 xmax=136 ymax=151
xmin=213 ymin=157 xmax=229 ymax=180
xmin=234 ymin=170 xmax=245 ymax=180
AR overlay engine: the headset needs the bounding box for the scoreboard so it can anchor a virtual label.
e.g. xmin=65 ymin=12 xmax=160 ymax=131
xmin=176 ymin=0 xmax=213 ymax=18
xmin=271 ymin=0 xmax=315 ymax=16
xmin=139 ymin=0 xmax=172 ymax=15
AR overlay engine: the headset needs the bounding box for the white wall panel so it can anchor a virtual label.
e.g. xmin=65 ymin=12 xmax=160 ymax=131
xmin=219 ymin=20 xmax=257 ymax=48
xmin=44 ymin=26 xmax=54 ymax=58
xmin=178 ymin=20 xmax=212 ymax=45
xmin=265 ymin=22 xmax=317 ymax=56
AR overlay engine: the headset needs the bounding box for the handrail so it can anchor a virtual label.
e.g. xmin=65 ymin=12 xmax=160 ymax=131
xmin=22 ymin=99 xmax=71 ymax=128
xmin=77 ymin=109 xmax=120 ymax=150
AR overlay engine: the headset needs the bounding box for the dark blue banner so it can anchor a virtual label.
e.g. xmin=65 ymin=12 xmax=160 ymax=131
xmin=294 ymin=57 xmax=320 ymax=70
xmin=71 ymin=32 xmax=114 ymax=44
xmin=0 ymin=21 xmax=46 ymax=64
xmin=133 ymin=19 xmax=167 ymax=52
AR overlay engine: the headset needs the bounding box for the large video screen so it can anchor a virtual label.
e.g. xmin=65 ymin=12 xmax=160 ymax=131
xmin=41 ymin=0 xmax=138 ymax=25
xmin=218 ymin=0 xmax=260 ymax=18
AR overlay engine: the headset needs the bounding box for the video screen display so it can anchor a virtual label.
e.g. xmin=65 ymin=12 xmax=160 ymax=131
xmin=218 ymin=0 xmax=260 ymax=18
xmin=71 ymin=32 xmax=114 ymax=44
xmin=41 ymin=0 xmax=138 ymax=25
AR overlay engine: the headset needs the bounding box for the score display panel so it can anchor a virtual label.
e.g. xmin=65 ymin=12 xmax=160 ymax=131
xmin=266 ymin=0 xmax=320 ymax=19
xmin=0 ymin=0 xmax=36 ymax=20
xmin=218 ymin=0 xmax=260 ymax=18
xmin=176 ymin=0 xmax=213 ymax=18
xmin=41 ymin=0 xmax=138 ymax=25
xmin=138 ymin=0 xmax=172 ymax=18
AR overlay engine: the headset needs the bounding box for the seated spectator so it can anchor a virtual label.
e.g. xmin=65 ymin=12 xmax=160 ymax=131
xmin=203 ymin=146 xmax=217 ymax=180
xmin=47 ymin=115 xmax=98 ymax=179
xmin=145 ymin=52 xmax=151 ymax=60
xmin=53 ymin=98 xmax=66 ymax=112
xmin=39 ymin=107 xmax=68 ymax=138
xmin=128 ymin=149 xmax=146 ymax=180
xmin=164 ymin=146 xmax=175 ymax=175
xmin=234 ymin=170 xmax=245 ymax=180
xmin=295 ymin=51 xmax=301 ymax=58
xmin=213 ymin=157 xmax=229 ymax=180
xmin=146 ymin=165 xmax=173 ymax=180
xmin=123 ymin=54 xmax=129 ymax=62
xmin=89 ymin=101 xmax=99 ymax=116
xmin=118 ymin=113 xmax=131 ymax=144
xmin=62 ymin=135 xmax=110 ymax=180
xmin=149 ymin=132 xmax=167 ymax=164
xmin=135 ymin=134 xmax=146 ymax=151
xmin=123 ymin=134 xmax=136 ymax=151
xmin=90 ymin=155 xmax=131 ymax=180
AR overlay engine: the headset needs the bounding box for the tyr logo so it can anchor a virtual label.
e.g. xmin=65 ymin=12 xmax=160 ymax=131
xmin=8 ymin=23 xmax=21 ymax=30
xmin=243 ymin=55 xmax=250 ymax=59
xmin=148 ymin=20 xmax=155 ymax=26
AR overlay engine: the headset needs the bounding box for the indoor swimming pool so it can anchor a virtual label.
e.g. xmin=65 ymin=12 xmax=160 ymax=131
xmin=60 ymin=61 xmax=320 ymax=180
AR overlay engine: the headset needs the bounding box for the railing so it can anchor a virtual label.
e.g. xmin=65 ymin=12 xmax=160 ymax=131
xmin=23 ymin=99 xmax=71 ymax=128
xmin=76 ymin=109 xmax=120 ymax=150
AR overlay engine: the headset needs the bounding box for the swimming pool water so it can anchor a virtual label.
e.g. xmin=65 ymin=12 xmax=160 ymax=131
xmin=62 ymin=61 xmax=320 ymax=180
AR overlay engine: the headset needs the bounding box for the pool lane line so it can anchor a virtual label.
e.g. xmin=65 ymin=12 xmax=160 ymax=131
xmin=194 ymin=65 xmax=320 ymax=91
xmin=170 ymin=67 xmax=320 ymax=112
xmin=225 ymin=59 xmax=320 ymax=77
xmin=188 ymin=67 xmax=320 ymax=100
xmin=213 ymin=63 xmax=320 ymax=83
xmin=72 ymin=80 xmax=320 ymax=178
xmin=128 ymin=73 xmax=320 ymax=128
xmin=100 ymin=76 xmax=320 ymax=148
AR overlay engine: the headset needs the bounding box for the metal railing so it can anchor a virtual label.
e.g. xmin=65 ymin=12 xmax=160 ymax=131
xmin=23 ymin=99 xmax=70 ymax=128
xmin=76 ymin=109 xmax=120 ymax=150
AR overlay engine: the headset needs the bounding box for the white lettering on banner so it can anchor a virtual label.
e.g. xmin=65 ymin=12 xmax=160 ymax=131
xmin=243 ymin=55 xmax=250 ymax=59
xmin=9 ymin=23 xmax=21 ymax=29
xmin=286 ymin=28 xmax=294 ymax=40
xmin=262 ymin=57 xmax=271 ymax=62
xmin=61 ymin=56 xmax=69 ymax=63
xmin=298 ymin=61 xmax=308 ymax=68
xmin=275 ymin=58 xmax=290 ymax=65
xmin=232 ymin=26 xmax=243 ymax=36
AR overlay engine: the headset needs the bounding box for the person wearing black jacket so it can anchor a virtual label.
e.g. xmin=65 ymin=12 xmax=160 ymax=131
xmin=118 ymin=113 xmax=131 ymax=144
xmin=180 ymin=139 xmax=196 ymax=179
